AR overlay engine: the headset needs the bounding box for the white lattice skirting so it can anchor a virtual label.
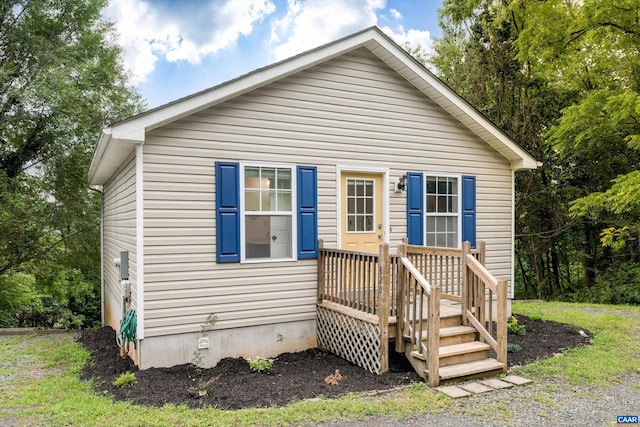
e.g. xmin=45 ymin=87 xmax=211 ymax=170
xmin=316 ymin=306 xmax=381 ymax=375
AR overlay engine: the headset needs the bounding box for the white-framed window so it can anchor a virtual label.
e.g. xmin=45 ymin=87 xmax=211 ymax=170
xmin=425 ymin=174 xmax=461 ymax=248
xmin=240 ymin=163 xmax=296 ymax=262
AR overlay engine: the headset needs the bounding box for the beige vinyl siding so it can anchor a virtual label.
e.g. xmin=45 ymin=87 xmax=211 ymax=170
xmin=143 ymin=47 xmax=514 ymax=337
xmin=103 ymin=152 xmax=137 ymax=328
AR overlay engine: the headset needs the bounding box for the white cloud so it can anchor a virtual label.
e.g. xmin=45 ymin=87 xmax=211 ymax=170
xmin=269 ymin=0 xmax=385 ymax=61
xmin=269 ymin=0 xmax=433 ymax=65
xmin=104 ymin=0 xmax=276 ymax=84
xmin=380 ymin=26 xmax=434 ymax=60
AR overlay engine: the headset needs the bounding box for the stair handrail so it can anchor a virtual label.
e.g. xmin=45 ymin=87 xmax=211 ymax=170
xmin=461 ymin=241 xmax=507 ymax=370
xmin=397 ymin=244 xmax=441 ymax=386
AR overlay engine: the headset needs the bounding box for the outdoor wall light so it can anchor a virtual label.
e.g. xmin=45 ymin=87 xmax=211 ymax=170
xmin=396 ymin=174 xmax=407 ymax=192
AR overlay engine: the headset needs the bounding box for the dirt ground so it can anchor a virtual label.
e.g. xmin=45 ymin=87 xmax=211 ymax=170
xmin=78 ymin=314 xmax=591 ymax=409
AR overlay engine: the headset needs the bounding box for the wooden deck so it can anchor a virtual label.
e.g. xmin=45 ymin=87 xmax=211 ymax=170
xmin=316 ymin=240 xmax=507 ymax=386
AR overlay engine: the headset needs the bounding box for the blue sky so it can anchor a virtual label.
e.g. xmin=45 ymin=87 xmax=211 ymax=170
xmin=104 ymin=0 xmax=444 ymax=109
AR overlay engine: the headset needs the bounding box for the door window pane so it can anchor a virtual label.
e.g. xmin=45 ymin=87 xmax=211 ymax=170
xmin=346 ymin=178 xmax=375 ymax=232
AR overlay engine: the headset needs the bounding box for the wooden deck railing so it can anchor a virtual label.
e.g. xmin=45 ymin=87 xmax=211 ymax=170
xmin=317 ymin=240 xmax=392 ymax=373
xmin=404 ymin=239 xmax=483 ymax=301
xmin=317 ymin=239 xmax=507 ymax=381
xmin=396 ymin=243 xmax=441 ymax=386
xmin=461 ymin=241 xmax=507 ymax=370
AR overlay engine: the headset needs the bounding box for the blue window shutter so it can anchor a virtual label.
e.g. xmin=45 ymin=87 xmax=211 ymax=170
xmin=297 ymin=165 xmax=318 ymax=259
xmin=215 ymin=162 xmax=240 ymax=263
xmin=406 ymin=172 xmax=424 ymax=245
xmin=461 ymin=175 xmax=477 ymax=249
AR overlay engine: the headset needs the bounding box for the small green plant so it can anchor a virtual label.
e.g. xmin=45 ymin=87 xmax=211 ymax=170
xmin=507 ymin=343 xmax=522 ymax=353
xmin=113 ymin=371 xmax=136 ymax=387
xmin=276 ymin=333 xmax=284 ymax=342
xmin=507 ymin=316 xmax=526 ymax=335
xmin=192 ymin=350 xmax=204 ymax=375
xmin=248 ymin=357 xmax=273 ymax=373
xmin=200 ymin=312 xmax=218 ymax=335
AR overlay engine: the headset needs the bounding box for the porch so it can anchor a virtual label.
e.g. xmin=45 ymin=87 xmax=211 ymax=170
xmin=316 ymin=239 xmax=508 ymax=387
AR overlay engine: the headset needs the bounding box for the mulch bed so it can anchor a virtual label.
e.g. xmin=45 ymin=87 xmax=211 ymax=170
xmin=77 ymin=314 xmax=591 ymax=409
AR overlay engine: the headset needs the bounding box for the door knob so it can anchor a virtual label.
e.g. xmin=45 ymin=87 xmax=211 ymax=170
xmin=272 ymin=235 xmax=277 ymax=241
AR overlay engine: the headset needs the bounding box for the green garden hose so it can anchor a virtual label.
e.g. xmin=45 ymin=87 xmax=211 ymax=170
xmin=116 ymin=309 xmax=137 ymax=349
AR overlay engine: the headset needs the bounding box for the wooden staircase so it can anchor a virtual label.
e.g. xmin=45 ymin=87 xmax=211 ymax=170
xmin=402 ymin=309 xmax=505 ymax=383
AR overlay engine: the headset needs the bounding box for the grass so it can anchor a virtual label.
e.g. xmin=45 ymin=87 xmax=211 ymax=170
xmin=1 ymin=302 xmax=638 ymax=426
xmin=512 ymin=301 xmax=640 ymax=385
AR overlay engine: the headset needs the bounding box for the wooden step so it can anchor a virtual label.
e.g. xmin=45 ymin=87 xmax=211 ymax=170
xmin=410 ymin=341 xmax=490 ymax=366
xmin=411 ymin=325 xmax=476 ymax=345
xmin=439 ymin=341 xmax=490 ymax=366
xmin=440 ymin=326 xmax=476 ymax=346
xmin=436 ymin=358 xmax=505 ymax=380
xmin=440 ymin=314 xmax=462 ymax=328
xmin=439 ymin=341 xmax=490 ymax=357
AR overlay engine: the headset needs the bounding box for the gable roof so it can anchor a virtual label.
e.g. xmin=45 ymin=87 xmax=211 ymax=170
xmin=88 ymin=26 xmax=538 ymax=185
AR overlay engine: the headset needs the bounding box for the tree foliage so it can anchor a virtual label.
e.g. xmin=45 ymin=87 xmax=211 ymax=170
xmin=432 ymin=0 xmax=640 ymax=303
xmin=0 ymin=0 xmax=143 ymax=326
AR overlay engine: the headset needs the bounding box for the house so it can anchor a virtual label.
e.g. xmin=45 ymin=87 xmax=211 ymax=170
xmin=88 ymin=26 xmax=537 ymax=379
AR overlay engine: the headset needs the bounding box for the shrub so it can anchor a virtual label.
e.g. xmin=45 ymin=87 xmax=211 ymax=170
xmin=248 ymin=357 xmax=273 ymax=373
xmin=507 ymin=316 xmax=526 ymax=335
xmin=113 ymin=372 xmax=137 ymax=387
xmin=507 ymin=343 xmax=522 ymax=353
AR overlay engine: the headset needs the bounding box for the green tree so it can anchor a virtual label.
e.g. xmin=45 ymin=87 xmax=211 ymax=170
xmin=0 ymin=0 xmax=143 ymax=326
xmin=432 ymin=0 xmax=640 ymax=303
xmin=515 ymin=0 xmax=640 ymax=302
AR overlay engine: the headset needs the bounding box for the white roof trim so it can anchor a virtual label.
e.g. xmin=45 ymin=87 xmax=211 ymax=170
xmin=88 ymin=27 xmax=537 ymax=185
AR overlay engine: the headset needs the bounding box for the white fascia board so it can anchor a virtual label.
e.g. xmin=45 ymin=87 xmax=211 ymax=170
xmin=367 ymin=32 xmax=538 ymax=171
xmin=87 ymin=128 xmax=112 ymax=184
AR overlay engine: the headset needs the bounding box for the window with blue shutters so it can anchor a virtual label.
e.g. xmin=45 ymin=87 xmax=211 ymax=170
xmin=215 ymin=161 xmax=318 ymax=263
xmin=406 ymin=172 xmax=476 ymax=249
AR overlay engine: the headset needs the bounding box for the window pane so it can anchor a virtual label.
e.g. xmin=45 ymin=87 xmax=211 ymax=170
xmin=245 ymin=190 xmax=260 ymax=211
xmin=426 ymin=177 xmax=436 ymax=194
xmin=438 ymin=179 xmax=447 ymax=194
xmin=348 ymin=215 xmax=355 ymax=231
xmin=437 ymin=195 xmax=447 ymax=213
xmin=365 ymin=215 xmax=373 ymax=231
xmin=426 ymin=195 xmax=436 ymax=213
xmin=436 ymin=233 xmax=446 ymax=247
xmin=451 ymin=195 xmax=458 ymax=213
xmin=436 ymin=217 xmax=447 ymax=233
xmin=449 ymin=178 xmax=458 ymax=194
xmin=347 ymin=198 xmax=355 ymax=214
xmin=260 ymin=189 xmax=270 ymax=211
xmin=426 ymin=233 xmax=435 ymax=246
xmin=365 ymin=181 xmax=373 ymax=196
xmin=356 ymin=216 xmax=364 ymax=231
xmin=356 ymin=198 xmax=364 ymax=214
xmin=446 ymin=232 xmax=457 ymax=248
xmin=277 ymin=191 xmax=291 ymax=211
xmin=426 ymin=216 xmax=435 ymax=232
xmin=365 ymin=197 xmax=373 ymax=214
xmin=245 ymin=215 xmax=270 ymax=259
xmin=277 ymin=169 xmax=291 ymax=190
xmin=245 ymin=167 xmax=260 ymax=187
xmin=356 ymin=181 xmax=364 ymax=196
xmin=347 ymin=181 xmax=355 ymax=196
xmin=261 ymin=168 xmax=276 ymax=189
xmin=245 ymin=215 xmax=291 ymax=259
xmin=447 ymin=216 xmax=457 ymax=233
